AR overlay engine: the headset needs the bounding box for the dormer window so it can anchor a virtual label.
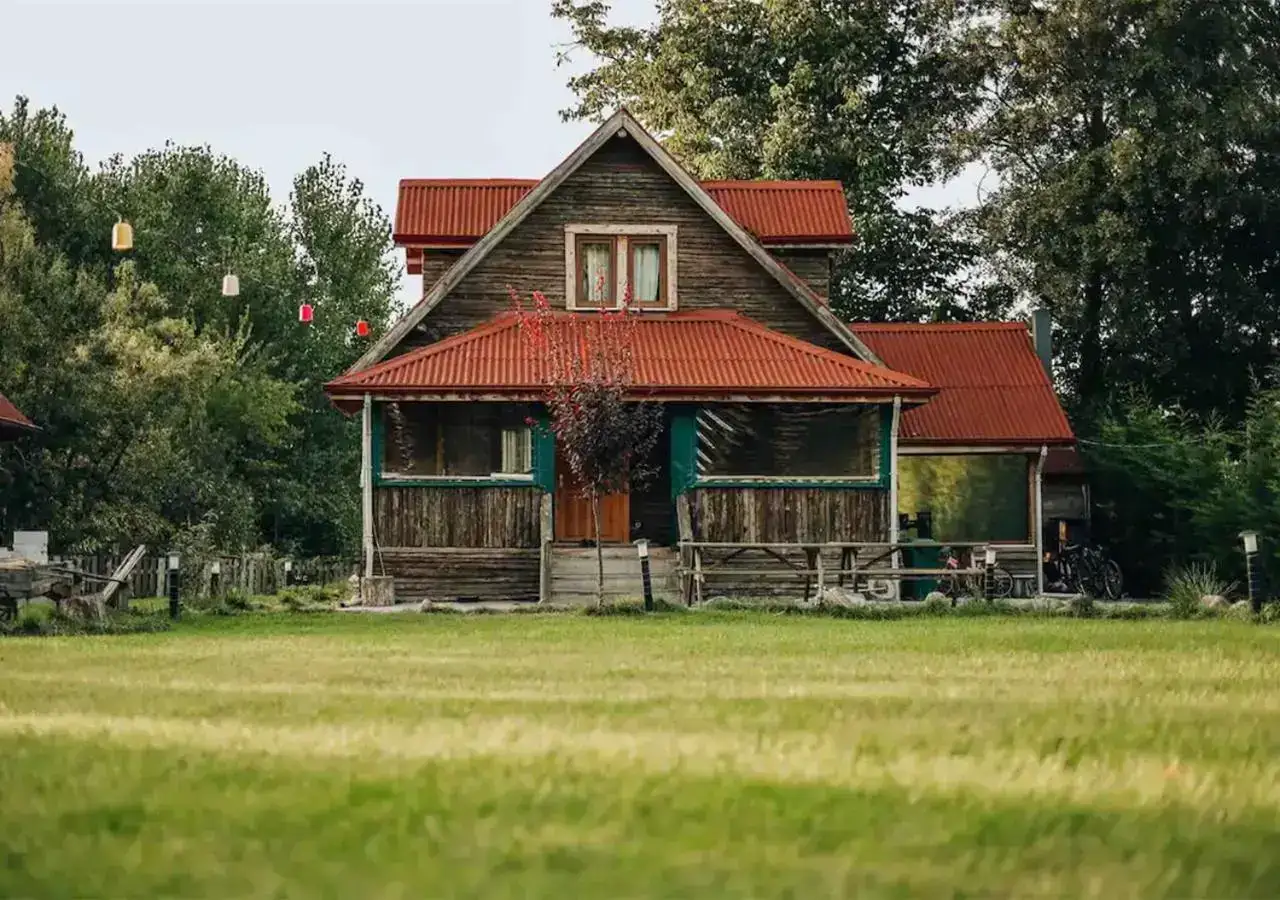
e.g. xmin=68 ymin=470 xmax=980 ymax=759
xmin=565 ymin=224 xmax=678 ymax=310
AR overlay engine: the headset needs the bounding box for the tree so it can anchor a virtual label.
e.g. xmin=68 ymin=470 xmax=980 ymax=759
xmin=511 ymin=288 xmax=664 ymax=605
xmin=0 ymin=96 xmax=399 ymax=557
xmin=551 ymin=0 xmax=995 ymax=321
xmin=956 ymin=0 xmax=1280 ymax=426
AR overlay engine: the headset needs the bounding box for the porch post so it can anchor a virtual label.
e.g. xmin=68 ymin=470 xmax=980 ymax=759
xmin=1033 ymin=444 xmax=1048 ymax=596
xmin=888 ymin=396 xmax=903 ymax=588
xmin=362 ymin=394 xmax=374 ymax=578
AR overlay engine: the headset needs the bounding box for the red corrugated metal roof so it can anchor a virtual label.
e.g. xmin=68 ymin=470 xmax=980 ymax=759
xmin=702 ymin=180 xmax=853 ymax=244
xmin=850 ymin=322 xmax=1075 ymax=446
xmin=0 ymin=390 xmax=36 ymax=438
xmin=394 ymin=179 xmax=854 ymax=246
xmin=328 ymin=310 xmax=930 ymax=399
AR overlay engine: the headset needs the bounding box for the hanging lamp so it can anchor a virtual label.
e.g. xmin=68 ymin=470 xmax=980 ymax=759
xmin=111 ymin=218 xmax=134 ymax=251
xmin=355 ymin=319 xmax=370 ymax=337
xmin=298 ymin=302 xmax=314 ymax=324
xmin=221 ymin=273 xmax=240 ymax=297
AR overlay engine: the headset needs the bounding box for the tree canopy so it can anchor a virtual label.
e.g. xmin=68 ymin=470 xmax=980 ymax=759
xmin=554 ymin=0 xmax=1280 ymax=426
xmin=0 ymin=97 xmax=398 ymax=557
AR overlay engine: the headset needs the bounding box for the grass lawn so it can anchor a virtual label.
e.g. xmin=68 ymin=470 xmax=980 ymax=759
xmin=1 ymin=613 xmax=1278 ymax=899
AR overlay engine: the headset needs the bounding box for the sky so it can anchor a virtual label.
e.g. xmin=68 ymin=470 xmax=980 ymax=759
xmin=4 ymin=0 xmax=978 ymax=306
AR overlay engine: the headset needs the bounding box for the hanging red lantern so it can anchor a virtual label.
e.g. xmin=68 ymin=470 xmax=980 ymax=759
xmin=298 ymin=302 xmax=314 ymax=324
xmin=355 ymin=319 xmax=370 ymax=337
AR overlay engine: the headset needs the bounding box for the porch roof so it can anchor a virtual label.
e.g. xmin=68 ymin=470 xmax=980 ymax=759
xmin=849 ymin=322 xmax=1075 ymax=447
xmin=327 ymin=310 xmax=933 ymax=403
xmin=0 ymin=390 xmax=36 ymax=440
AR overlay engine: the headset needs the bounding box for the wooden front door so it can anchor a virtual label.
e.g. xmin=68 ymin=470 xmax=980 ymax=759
xmin=555 ymin=451 xmax=630 ymax=543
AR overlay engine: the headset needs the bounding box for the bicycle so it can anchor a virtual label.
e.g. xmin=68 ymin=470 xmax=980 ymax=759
xmin=1056 ymin=542 xmax=1123 ymax=599
xmin=937 ymin=545 xmax=1013 ymax=600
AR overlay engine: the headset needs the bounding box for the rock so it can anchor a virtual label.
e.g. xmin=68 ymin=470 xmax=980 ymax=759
xmin=418 ymin=598 xmax=434 ymax=613
xmin=817 ymin=587 xmax=865 ymax=607
xmin=1227 ymin=600 xmax=1255 ymax=620
xmin=1201 ymin=594 xmax=1229 ymax=609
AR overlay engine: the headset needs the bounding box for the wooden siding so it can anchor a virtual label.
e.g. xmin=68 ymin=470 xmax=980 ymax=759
xmin=771 ymin=249 xmax=831 ymax=299
xmin=379 ymin=547 xmax=539 ymax=602
xmin=374 ymin=486 xmax=541 ymax=548
xmin=420 ymin=250 xmax=464 ymax=296
xmin=691 ymin=488 xmax=887 ymax=543
xmin=396 ymin=137 xmax=846 ymax=354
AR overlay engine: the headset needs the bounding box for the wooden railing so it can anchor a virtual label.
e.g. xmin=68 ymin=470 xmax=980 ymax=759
xmin=675 ymin=540 xmax=997 ymax=604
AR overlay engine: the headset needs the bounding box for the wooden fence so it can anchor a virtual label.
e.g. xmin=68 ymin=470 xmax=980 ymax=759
xmin=48 ymin=553 xmax=356 ymax=600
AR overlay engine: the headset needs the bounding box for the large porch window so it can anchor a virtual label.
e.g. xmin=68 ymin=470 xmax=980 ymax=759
xmin=898 ymin=454 xmax=1030 ymax=542
xmin=696 ymin=404 xmax=880 ymax=481
xmin=382 ymin=402 xmax=534 ymax=480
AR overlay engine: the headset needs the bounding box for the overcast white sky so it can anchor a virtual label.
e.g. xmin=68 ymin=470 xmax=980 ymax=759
xmin=5 ymin=0 xmax=977 ymax=305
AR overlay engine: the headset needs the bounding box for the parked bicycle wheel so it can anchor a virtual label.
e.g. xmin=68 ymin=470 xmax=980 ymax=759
xmin=967 ymin=567 xmax=1014 ymax=599
xmin=1099 ymin=559 xmax=1123 ymax=600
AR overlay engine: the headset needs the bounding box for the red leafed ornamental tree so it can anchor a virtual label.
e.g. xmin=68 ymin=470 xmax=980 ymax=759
xmin=510 ymin=287 xmax=664 ymax=605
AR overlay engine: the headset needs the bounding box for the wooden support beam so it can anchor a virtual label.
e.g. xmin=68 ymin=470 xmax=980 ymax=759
xmin=362 ymin=394 xmax=374 ymax=578
xmin=538 ymin=493 xmax=554 ymax=604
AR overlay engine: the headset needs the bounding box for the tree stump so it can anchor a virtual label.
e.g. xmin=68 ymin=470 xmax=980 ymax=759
xmin=360 ymin=576 xmax=395 ymax=607
xmin=62 ymin=593 xmax=107 ymax=622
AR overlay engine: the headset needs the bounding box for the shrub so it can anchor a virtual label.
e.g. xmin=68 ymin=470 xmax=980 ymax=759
xmin=1068 ymin=593 xmax=1096 ymax=618
xmin=277 ymin=582 xmax=346 ymax=612
xmin=922 ymin=593 xmax=952 ymax=615
xmin=1260 ymin=602 xmax=1280 ymax=624
xmin=1164 ymin=562 xmax=1237 ymax=619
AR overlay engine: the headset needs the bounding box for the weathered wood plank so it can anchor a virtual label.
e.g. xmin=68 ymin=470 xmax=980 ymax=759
xmin=374 ymin=486 xmax=542 ymax=548
xmin=398 ymin=137 xmax=846 ymax=355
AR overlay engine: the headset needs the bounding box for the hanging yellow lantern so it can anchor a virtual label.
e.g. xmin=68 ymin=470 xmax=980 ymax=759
xmin=111 ymin=218 xmax=134 ymax=252
xmin=221 ymin=273 xmax=240 ymax=297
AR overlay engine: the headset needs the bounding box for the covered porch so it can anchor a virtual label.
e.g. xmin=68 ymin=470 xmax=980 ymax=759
xmin=325 ymin=310 xmax=934 ymax=604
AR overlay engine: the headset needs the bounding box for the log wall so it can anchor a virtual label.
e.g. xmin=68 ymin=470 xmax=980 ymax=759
xmin=398 ymin=137 xmax=845 ymax=354
xmin=691 ymin=487 xmax=887 ymax=544
xmin=374 ymin=486 xmax=541 ymax=548
xmin=379 ymin=547 xmax=540 ymax=602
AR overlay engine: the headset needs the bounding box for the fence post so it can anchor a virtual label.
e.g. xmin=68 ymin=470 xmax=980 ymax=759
xmin=983 ymin=545 xmax=997 ymax=604
xmin=166 ymin=552 xmax=181 ymax=620
xmin=635 ymin=540 xmax=653 ymax=611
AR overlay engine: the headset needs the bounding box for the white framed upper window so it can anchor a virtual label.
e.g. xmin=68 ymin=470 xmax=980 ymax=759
xmin=565 ymin=224 xmax=678 ymax=310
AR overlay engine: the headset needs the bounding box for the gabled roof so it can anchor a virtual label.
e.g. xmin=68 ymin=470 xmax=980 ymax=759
xmin=0 ymin=390 xmax=36 ymax=439
xmin=328 ymin=310 xmax=932 ymax=402
xmin=850 ymin=322 xmax=1075 ymax=446
xmin=351 ymin=109 xmax=881 ymax=373
xmin=395 ymin=178 xmax=854 ymax=246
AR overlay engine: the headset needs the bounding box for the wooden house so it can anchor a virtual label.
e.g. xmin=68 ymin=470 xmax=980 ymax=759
xmin=325 ymin=109 xmax=1075 ymax=603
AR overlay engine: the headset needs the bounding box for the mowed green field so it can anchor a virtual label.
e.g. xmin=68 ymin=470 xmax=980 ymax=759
xmin=1 ymin=614 xmax=1278 ymax=899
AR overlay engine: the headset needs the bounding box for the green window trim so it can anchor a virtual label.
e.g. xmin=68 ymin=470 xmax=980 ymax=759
xmin=670 ymin=403 xmax=894 ymax=495
xmin=371 ymin=404 xmax=553 ymax=491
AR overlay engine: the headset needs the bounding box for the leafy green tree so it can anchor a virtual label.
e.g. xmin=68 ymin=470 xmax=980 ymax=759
xmin=1 ymin=97 xmax=398 ymax=557
xmin=551 ymin=0 xmax=994 ymax=320
xmin=956 ymin=0 xmax=1280 ymax=425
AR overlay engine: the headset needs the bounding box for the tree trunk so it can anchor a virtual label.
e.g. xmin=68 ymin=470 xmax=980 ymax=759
xmin=590 ymin=488 xmax=604 ymax=608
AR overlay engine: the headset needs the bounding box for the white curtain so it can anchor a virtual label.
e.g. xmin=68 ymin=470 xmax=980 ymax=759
xmin=582 ymin=243 xmax=612 ymax=304
xmin=500 ymin=427 xmax=532 ymax=474
xmin=633 ymin=243 xmax=661 ymax=303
